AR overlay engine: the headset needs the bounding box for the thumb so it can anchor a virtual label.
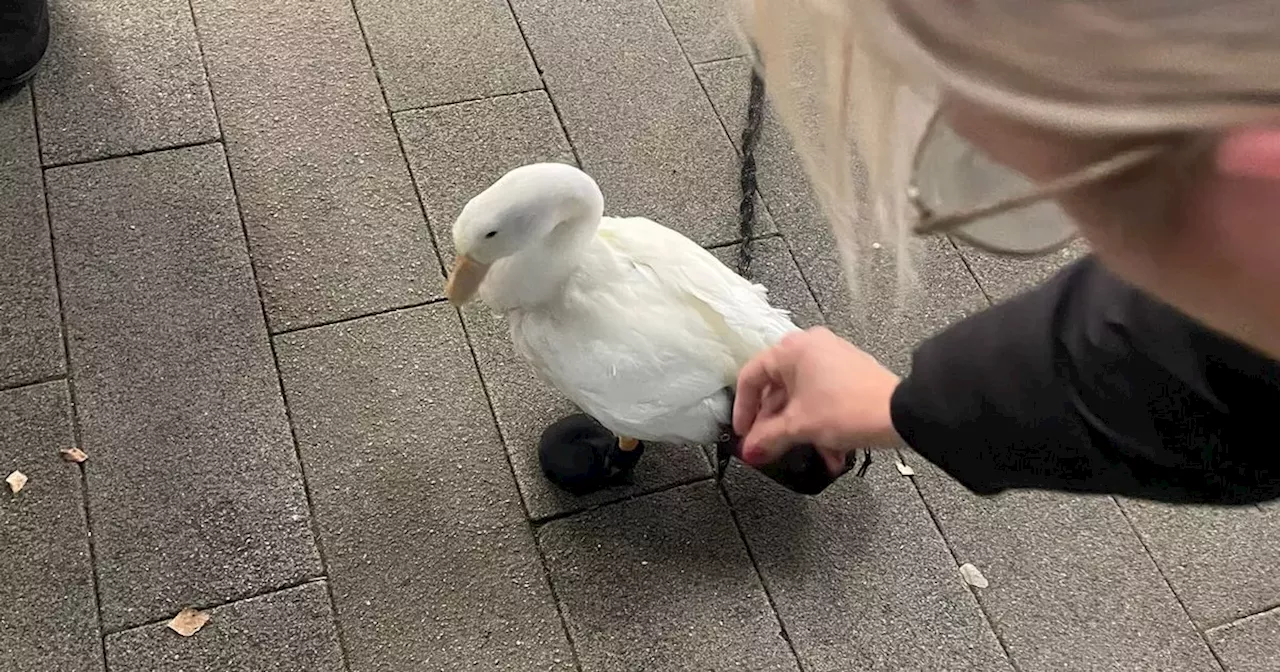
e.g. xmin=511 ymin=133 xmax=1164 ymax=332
xmin=741 ymin=410 xmax=811 ymax=466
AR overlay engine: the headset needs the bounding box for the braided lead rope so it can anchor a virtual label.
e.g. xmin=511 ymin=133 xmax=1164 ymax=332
xmin=736 ymin=61 xmax=767 ymax=279
xmin=734 ymin=55 xmax=872 ymax=480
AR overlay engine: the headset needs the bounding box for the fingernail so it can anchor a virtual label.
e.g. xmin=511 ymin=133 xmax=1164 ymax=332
xmin=1216 ymin=128 xmax=1280 ymax=180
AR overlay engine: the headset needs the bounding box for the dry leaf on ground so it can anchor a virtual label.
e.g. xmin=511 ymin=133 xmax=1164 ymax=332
xmin=60 ymin=448 xmax=88 ymax=463
xmin=894 ymin=460 xmax=916 ymax=477
xmin=959 ymin=563 xmax=989 ymax=589
xmin=6 ymin=471 xmax=28 ymax=494
xmin=168 ymin=608 xmax=210 ymax=637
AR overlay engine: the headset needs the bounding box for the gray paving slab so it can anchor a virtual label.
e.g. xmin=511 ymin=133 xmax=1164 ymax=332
xmin=274 ymin=304 xmax=574 ymax=671
xmin=44 ymin=144 xmax=321 ymax=632
xmin=908 ymin=456 xmax=1219 ymax=671
xmin=695 ymin=58 xmax=987 ymax=371
xmin=105 ymin=582 xmax=345 ymax=672
xmin=538 ymin=481 xmax=800 ymax=671
xmin=1119 ymin=500 xmax=1280 ymax=630
xmin=0 ymin=88 xmax=63 ymax=388
xmin=32 ymin=0 xmax=217 ymax=166
xmin=190 ymin=0 xmax=441 ymax=333
xmin=395 ymin=90 xmax=577 ymax=267
xmin=1208 ymin=607 xmax=1280 ymax=672
xmin=723 ymin=458 xmax=1012 ymax=672
xmin=0 ymin=381 xmax=103 ymax=672
xmin=510 ymin=0 xmax=770 ymax=247
xmin=955 ymin=239 xmax=1089 ymax=303
xmin=354 ymin=0 xmax=540 ymax=111
xmin=657 ymin=0 xmax=747 ymax=63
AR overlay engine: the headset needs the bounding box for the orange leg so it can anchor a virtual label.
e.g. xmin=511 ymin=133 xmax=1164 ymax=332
xmin=618 ymin=436 xmax=640 ymax=452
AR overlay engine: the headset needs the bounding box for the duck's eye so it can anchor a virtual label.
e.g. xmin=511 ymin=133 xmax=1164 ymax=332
xmin=484 ymin=231 xmax=498 ymax=239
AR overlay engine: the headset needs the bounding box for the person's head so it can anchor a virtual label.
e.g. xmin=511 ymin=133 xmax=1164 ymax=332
xmin=740 ymin=1 xmax=1280 ymax=357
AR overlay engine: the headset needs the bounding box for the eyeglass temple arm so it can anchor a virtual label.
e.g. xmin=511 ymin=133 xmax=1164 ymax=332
xmin=910 ymin=144 xmax=1170 ymax=235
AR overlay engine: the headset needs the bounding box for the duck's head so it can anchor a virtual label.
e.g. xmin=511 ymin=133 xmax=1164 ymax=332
xmin=446 ymin=162 xmax=604 ymax=305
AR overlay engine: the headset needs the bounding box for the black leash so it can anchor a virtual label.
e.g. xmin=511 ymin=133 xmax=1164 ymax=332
xmin=735 ymin=61 xmax=767 ymax=279
xmin=726 ymin=57 xmax=873 ymax=487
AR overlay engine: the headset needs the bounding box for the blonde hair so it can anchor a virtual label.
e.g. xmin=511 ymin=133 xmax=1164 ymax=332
xmin=737 ymin=0 xmax=1280 ymax=299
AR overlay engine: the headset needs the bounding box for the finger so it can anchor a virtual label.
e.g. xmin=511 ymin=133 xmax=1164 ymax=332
xmin=760 ymin=383 xmax=787 ymax=417
xmin=741 ymin=410 xmax=813 ymax=466
xmin=733 ymin=349 xmax=786 ymax=435
xmin=1218 ymin=128 xmax=1280 ymax=180
xmin=779 ymin=330 xmax=806 ymax=349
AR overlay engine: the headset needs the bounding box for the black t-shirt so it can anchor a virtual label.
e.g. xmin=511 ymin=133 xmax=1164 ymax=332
xmin=891 ymin=256 xmax=1280 ymax=505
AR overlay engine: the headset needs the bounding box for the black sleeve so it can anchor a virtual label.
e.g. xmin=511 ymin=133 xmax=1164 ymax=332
xmin=890 ymin=256 xmax=1280 ymax=505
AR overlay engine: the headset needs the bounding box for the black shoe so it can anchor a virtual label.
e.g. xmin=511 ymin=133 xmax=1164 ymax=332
xmin=1 ymin=0 xmax=50 ymax=91
xmin=539 ymin=414 xmax=645 ymax=496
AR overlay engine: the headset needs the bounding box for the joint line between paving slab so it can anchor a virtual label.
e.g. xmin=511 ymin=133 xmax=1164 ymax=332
xmin=502 ymin=0 xmax=584 ymax=168
xmin=183 ymin=3 xmax=353 ymax=663
xmin=529 ymin=473 xmax=716 ymax=528
xmin=27 ymin=80 xmax=112 ymax=671
xmin=344 ymin=0 xmax=451 ymax=278
xmin=897 ymin=449 xmax=1023 ymax=671
xmin=41 ymin=138 xmax=225 ymax=171
xmin=0 ymin=371 xmax=67 ymax=394
xmin=715 ymin=484 xmax=810 ymax=672
xmin=211 ymin=124 xmax=356 ymax=672
xmin=530 ymin=530 xmax=587 ymax=672
xmin=1112 ymin=497 xmax=1228 ymax=670
xmin=693 ymin=53 xmax=752 ymax=68
xmin=391 ymin=87 xmax=549 ymax=117
xmin=946 ymin=237 xmax=996 ymax=305
xmin=103 ymin=577 xmax=331 ymax=637
xmin=342 ymin=0 xmax=545 ymax=528
xmin=901 ymin=241 xmax=1019 ymax=668
xmin=706 ymin=231 xmax=782 ymax=250
xmin=271 ymin=297 xmax=449 ymax=337
xmin=451 ymin=308 xmax=585 ymax=672
xmin=1208 ymin=603 xmax=1280 ymax=635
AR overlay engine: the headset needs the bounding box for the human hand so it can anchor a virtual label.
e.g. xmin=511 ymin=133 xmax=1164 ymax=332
xmin=733 ymin=327 xmax=903 ymax=473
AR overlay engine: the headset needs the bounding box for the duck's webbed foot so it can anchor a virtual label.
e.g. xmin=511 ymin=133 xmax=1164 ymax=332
xmin=539 ymin=414 xmax=645 ymax=496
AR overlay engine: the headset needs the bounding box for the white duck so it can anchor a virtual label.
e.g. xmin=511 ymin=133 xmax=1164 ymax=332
xmin=445 ymin=162 xmax=801 ymax=493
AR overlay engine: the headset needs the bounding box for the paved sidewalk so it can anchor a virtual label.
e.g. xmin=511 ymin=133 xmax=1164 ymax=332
xmin=2 ymin=0 xmax=1278 ymax=670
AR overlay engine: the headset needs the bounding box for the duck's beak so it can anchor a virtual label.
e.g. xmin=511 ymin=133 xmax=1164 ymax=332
xmin=445 ymin=254 xmax=490 ymax=306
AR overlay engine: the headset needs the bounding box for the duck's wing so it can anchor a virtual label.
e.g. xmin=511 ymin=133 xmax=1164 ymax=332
xmin=596 ymin=216 xmax=800 ymax=364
